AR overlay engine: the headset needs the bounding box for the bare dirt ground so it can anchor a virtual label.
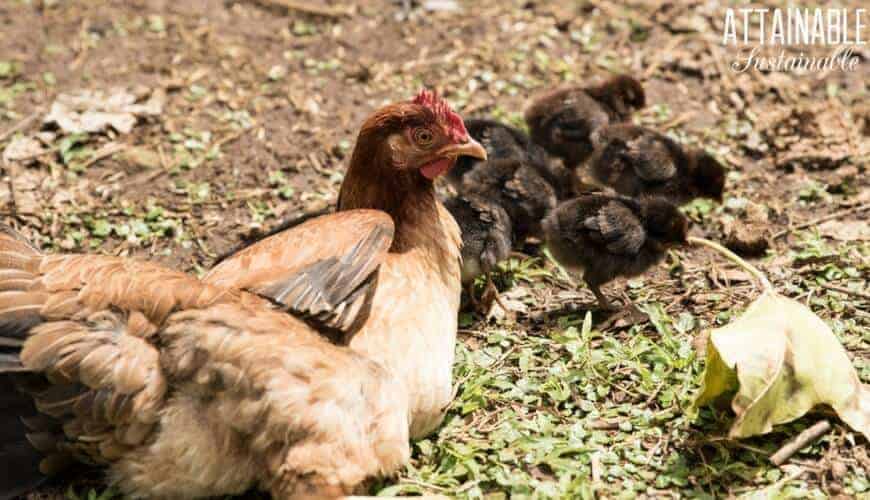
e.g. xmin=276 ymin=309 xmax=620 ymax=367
xmin=1 ymin=0 xmax=867 ymax=498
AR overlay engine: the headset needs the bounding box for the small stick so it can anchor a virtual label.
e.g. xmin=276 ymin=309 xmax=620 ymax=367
xmin=586 ymin=418 xmax=620 ymax=430
xmin=591 ymin=451 xmax=602 ymax=484
xmin=214 ymin=127 xmax=252 ymax=149
xmin=0 ymin=110 xmax=41 ymax=143
xmin=157 ymin=144 xmax=170 ymax=170
xmin=1 ymin=157 xmax=17 ymax=215
xmin=688 ymin=237 xmax=773 ymax=292
xmin=78 ymin=143 xmax=126 ymax=170
xmin=773 ymin=202 xmax=870 ymax=239
xmin=644 ymin=379 xmax=667 ymax=406
xmin=5 ymin=146 xmax=60 ymax=162
xmin=643 ymin=36 xmax=684 ymax=78
xmin=253 ymin=0 xmax=351 ymax=18
xmin=770 ymin=420 xmax=831 ymax=466
xmin=661 ymin=111 xmax=695 ymax=130
xmin=0 ymin=211 xmax=40 ymax=217
xmin=819 ymin=282 xmax=870 ymax=301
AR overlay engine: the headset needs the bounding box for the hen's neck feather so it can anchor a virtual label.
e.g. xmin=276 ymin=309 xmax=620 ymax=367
xmin=338 ymin=118 xmax=462 ymax=437
xmin=338 ymin=128 xmax=456 ymax=255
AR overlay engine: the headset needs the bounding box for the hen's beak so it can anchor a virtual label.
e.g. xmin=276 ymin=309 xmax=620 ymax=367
xmin=441 ymin=137 xmax=487 ymax=161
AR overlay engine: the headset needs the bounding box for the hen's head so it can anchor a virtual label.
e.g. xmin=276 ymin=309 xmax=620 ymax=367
xmin=353 ymin=90 xmax=487 ymax=182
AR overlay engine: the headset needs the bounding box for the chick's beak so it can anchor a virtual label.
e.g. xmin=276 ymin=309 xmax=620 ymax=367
xmin=441 ymin=137 xmax=487 ymax=162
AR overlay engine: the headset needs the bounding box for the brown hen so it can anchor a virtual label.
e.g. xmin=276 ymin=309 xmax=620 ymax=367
xmin=206 ymin=91 xmax=486 ymax=439
xmin=0 ymin=219 xmax=410 ymax=499
xmin=0 ymin=89 xmax=484 ymax=499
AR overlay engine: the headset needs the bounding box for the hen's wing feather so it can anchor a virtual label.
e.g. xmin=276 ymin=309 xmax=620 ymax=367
xmin=0 ymin=229 xmax=231 ymax=473
xmin=204 ymin=210 xmax=394 ymax=344
xmin=212 ymin=206 xmax=333 ymax=266
xmin=583 ymin=201 xmax=645 ymax=255
xmin=159 ymin=302 xmax=410 ymax=497
xmin=0 ymin=225 xmax=410 ymax=496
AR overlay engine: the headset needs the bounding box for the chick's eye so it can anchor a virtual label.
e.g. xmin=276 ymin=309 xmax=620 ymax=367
xmin=413 ymin=128 xmax=434 ymax=146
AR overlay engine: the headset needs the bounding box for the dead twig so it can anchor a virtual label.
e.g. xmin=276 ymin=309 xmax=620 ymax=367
xmin=0 ymin=211 xmax=41 ymax=217
xmin=0 ymin=110 xmax=41 ymax=144
xmin=251 ymin=0 xmax=351 ymax=18
xmin=586 ymin=418 xmax=620 ymax=430
xmin=643 ymin=36 xmax=684 ymax=79
xmin=307 ymin=152 xmax=332 ymax=176
xmin=661 ymin=112 xmax=696 ymax=130
xmin=5 ymin=146 xmax=60 ymax=163
xmin=1 ymin=157 xmax=16 ymax=215
xmin=818 ymin=283 xmax=870 ymax=301
xmin=79 ymin=143 xmax=126 ymax=170
xmin=770 ymin=420 xmax=831 ymax=466
xmin=214 ymin=127 xmax=253 ymax=150
xmin=591 ymin=451 xmax=602 ymax=484
xmin=773 ymin=202 xmax=870 ymax=240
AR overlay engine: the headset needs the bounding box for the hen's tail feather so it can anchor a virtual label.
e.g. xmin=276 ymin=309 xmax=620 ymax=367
xmin=0 ymin=224 xmax=49 ymax=498
xmin=0 ymin=374 xmax=50 ymax=498
xmin=0 ymin=224 xmax=42 ymax=370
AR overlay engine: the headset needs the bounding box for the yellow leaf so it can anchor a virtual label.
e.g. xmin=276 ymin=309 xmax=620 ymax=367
xmin=693 ymin=290 xmax=870 ymax=439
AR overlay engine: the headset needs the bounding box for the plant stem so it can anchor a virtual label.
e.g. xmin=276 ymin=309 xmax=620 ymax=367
xmin=769 ymin=419 xmax=831 ymax=466
xmin=688 ymin=237 xmax=773 ymax=292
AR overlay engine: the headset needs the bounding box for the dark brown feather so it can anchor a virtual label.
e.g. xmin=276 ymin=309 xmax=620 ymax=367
xmin=587 ymin=124 xmax=727 ymax=202
xmin=460 ymin=158 xmax=557 ymax=241
xmin=543 ymin=193 xmax=687 ymax=309
xmin=449 ymin=118 xmax=577 ymax=200
xmin=443 ymin=193 xmax=513 ymax=284
xmin=205 ymin=209 xmax=394 ymax=344
xmin=525 ymin=75 xmax=646 ymax=169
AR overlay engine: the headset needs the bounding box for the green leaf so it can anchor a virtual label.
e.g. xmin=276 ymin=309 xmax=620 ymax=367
xmin=147 ymin=15 xmax=166 ymax=32
xmin=144 ymin=206 xmax=164 ymax=222
xmin=693 ymin=291 xmax=870 ymax=439
xmin=89 ymin=219 xmax=112 ymax=238
xmin=0 ymin=60 xmax=17 ymax=78
xmin=58 ymin=133 xmax=90 ymax=165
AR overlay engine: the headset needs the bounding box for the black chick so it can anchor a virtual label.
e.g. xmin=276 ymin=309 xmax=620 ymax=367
xmin=448 ymin=118 xmax=578 ymax=200
xmin=443 ymin=193 xmax=513 ymax=311
xmin=587 ymin=124 xmax=726 ymax=203
xmin=542 ymin=193 xmax=688 ymax=311
xmin=461 ymin=158 xmax=558 ymax=242
xmin=524 ymin=74 xmax=646 ymax=169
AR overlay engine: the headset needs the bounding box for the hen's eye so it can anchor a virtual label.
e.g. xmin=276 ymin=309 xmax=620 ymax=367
xmin=413 ymin=128 xmax=434 ymax=146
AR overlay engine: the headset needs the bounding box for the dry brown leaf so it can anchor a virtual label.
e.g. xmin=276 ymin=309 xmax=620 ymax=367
xmin=44 ymin=88 xmax=165 ymax=134
xmin=693 ymin=291 xmax=869 ymax=440
xmin=818 ymin=219 xmax=870 ymax=241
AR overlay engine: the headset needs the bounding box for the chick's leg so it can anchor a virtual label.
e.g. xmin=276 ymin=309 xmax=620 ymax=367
xmin=466 ymin=281 xmax=479 ymax=310
xmin=589 ymin=283 xmax=617 ymax=312
xmin=481 ymin=273 xmax=510 ymax=314
xmin=583 ymin=271 xmax=618 ymax=312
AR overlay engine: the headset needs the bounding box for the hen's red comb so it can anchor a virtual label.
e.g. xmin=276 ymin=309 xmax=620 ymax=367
xmin=412 ymin=89 xmax=468 ymax=143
